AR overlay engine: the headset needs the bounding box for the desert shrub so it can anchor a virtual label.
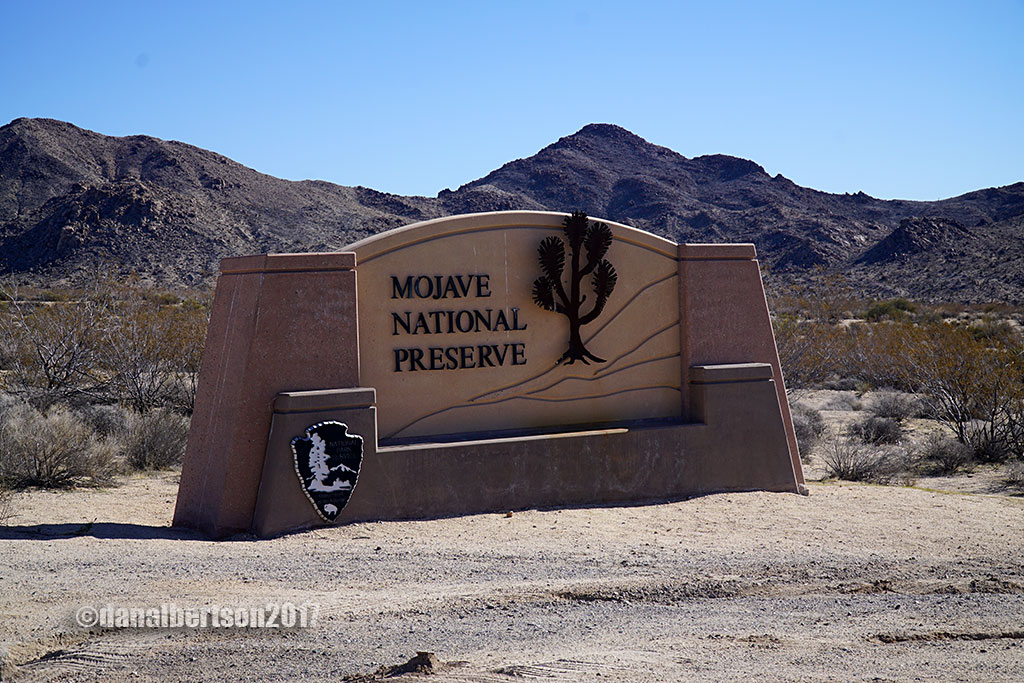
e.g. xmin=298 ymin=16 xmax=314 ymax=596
xmin=0 ymin=392 xmax=22 ymax=420
xmin=0 ymin=404 xmax=119 ymax=488
xmin=100 ymin=292 xmax=179 ymax=413
xmin=1004 ymin=462 xmax=1024 ymax=489
xmin=864 ymin=298 xmax=916 ymax=322
xmin=0 ymin=483 xmax=13 ymax=524
xmin=166 ymin=298 xmax=209 ymax=414
xmin=848 ymin=416 xmax=903 ymax=445
xmin=823 ymin=391 xmax=863 ymax=411
xmin=918 ymin=434 xmax=974 ymax=475
xmin=1 ymin=280 xmax=211 ymax=416
xmin=791 ymin=403 xmax=826 ymax=462
xmin=968 ymin=318 xmax=1019 ymax=346
xmin=964 ymin=423 xmax=1014 ymax=464
xmin=0 ymin=284 xmax=111 ymax=409
xmin=822 ymin=377 xmax=860 ymax=391
xmin=821 ymin=436 xmax=911 ymax=484
xmin=38 ymin=289 xmax=74 ymax=302
xmin=142 ymin=290 xmax=182 ymax=306
xmin=772 ymin=317 xmax=838 ymax=391
xmin=916 ymin=310 xmax=945 ymax=324
xmin=99 ymin=282 xmax=210 ymax=414
xmin=121 ymin=408 xmax=190 ymax=471
xmin=828 ymin=322 xmax=916 ymax=390
xmin=81 ymin=403 xmax=131 ymax=438
xmin=896 ymin=322 xmax=1024 ymax=449
xmin=869 ymin=390 xmax=921 ymax=422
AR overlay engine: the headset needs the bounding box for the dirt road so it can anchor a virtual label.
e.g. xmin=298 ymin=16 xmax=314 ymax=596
xmin=2 ymin=471 xmax=1023 ymax=681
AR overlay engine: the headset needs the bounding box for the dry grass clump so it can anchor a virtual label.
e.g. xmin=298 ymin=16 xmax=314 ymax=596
xmin=81 ymin=403 xmax=131 ymax=438
xmin=821 ymin=436 xmax=914 ymax=485
xmin=791 ymin=403 xmax=826 ymax=463
xmin=869 ymin=390 xmax=921 ymax=422
xmin=1004 ymin=462 xmax=1024 ymax=489
xmin=824 ymin=392 xmax=864 ymax=411
xmin=917 ymin=434 xmax=974 ymax=475
xmin=848 ymin=416 xmax=903 ymax=445
xmin=121 ymin=408 xmax=190 ymax=471
xmin=0 ymin=483 xmax=13 ymax=524
xmin=0 ymin=404 xmax=120 ymax=488
xmin=0 ymin=397 xmax=190 ymax=492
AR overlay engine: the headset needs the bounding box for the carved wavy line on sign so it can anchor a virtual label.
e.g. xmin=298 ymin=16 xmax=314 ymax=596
xmin=583 ymin=271 xmax=678 ymax=345
xmin=468 ymin=273 xmax=678 ymax=404
xmin=593 ymin=323 xmax=678 ymax=376
xmin=525 ymin=354 xmax=679 ymax=397
xmin=383 ymin=385 xmax=682 ymax=441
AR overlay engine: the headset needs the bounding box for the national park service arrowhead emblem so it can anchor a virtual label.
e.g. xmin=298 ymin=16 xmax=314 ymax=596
xmin=291 ymin=421 xmax=363 ymax=522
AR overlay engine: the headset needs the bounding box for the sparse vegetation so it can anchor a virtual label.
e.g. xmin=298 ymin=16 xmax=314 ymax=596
xmin=81 ymin=402 xmax=130 ymax=438
xmin=791 ymin=403 xmax=825 ymax=462
xmin=848 ymin=416 xmax=903 ymax=445
xmin=917 ymin=434 xmax=974 ymax=475
xmin=0 ymin=404 xmax=120 ymax=488
xmin=3 ymin=276 xmax=1023 ymax=497
xmin=820 ymin=436 xmax=912 ymax=484
xmin=864 ymin=298 xmax=916 ymax=322
xmin=122 ymin=408 xmax=190 ymax=471
xmin=1004 ymin=462 xmax=1024 ymax=489
xmin=0 ymin=283 xmax=111 ymax=409
xmin=869 ymin=390 xmax=920 ymax=422
xmin=0 ymin=482 xmax=13 ymax=525
xmin=771 ymin=283 xmax=1024 ymax=488
xmin=0 ymin=280 xmax=208 ymax=491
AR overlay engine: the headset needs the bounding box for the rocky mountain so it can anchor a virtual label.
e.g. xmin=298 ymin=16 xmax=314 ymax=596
xmin=2 ymin=117 xmax=1022 ymax=302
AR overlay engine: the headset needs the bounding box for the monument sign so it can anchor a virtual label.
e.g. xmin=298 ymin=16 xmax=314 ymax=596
xmin=173 ymin=211 xmax=805 ymax=538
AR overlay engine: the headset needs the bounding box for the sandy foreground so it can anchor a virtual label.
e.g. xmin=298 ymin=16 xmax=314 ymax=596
xmin=0 ymin=467 xmax=1022 ymax=682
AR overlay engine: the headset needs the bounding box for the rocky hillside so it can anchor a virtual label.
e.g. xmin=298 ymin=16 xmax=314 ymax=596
xmin=1 ymin=118 xmax=1022 ymax=301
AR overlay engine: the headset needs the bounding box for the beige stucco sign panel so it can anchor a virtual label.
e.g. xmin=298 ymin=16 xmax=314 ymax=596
xmin=348 ymin=212 xmax=681 ymax=442
xmin=174 ymin=209 xmax=804 ymax=538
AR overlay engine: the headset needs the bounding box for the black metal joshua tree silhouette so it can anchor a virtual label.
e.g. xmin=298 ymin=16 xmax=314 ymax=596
xmin=532 ymin=211 xmax=618 ymax=365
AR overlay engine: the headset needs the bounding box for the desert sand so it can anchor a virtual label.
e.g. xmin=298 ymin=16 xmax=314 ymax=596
xmin=1 ymin=463 xmax=1023 ymax=682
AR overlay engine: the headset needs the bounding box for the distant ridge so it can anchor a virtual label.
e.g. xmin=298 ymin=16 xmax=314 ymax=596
xmin=2 ymin=117 xmax=1023 ymax=301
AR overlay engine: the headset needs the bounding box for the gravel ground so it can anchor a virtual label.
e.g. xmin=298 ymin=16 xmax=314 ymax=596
xmin=1 ymin=468 xmax=1023 ymax=682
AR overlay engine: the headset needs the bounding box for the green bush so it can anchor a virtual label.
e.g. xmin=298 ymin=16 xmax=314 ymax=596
xmin=864 ymin=298 xmax=916 ymax=322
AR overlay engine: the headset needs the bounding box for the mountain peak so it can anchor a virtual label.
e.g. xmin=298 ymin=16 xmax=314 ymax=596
xmin=553 ymin=123 xmax=663 ymax=155
xmin=571 ymin=123 xmax=643 ymax=141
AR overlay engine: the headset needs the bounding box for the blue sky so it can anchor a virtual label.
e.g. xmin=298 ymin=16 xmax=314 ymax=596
xmin=2 ymin=0 xmax=1021 ymax=200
